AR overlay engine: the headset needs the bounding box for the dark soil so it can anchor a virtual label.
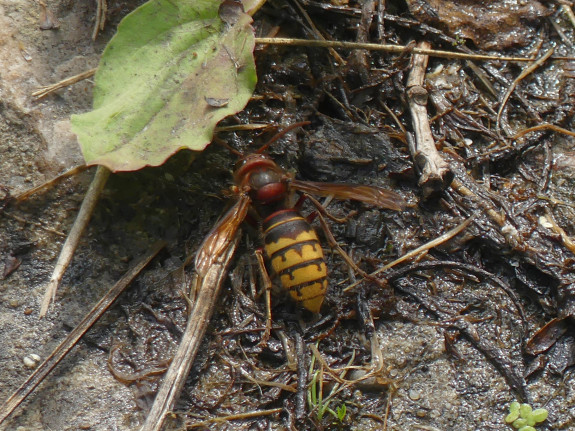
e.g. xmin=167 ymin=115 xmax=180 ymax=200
xmin=1 ymin=1 xmax=574 ymax=430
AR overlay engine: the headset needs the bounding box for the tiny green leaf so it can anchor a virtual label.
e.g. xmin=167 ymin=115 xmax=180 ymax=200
xmin=513 ymin=418 xmax=528 ymax=429
xmin=337 ymin=404 xmax=347 ymax=421
xmin=505 ymin=410 xmax=520 ymax=423
xmin=317 ymin=402 xmax=326 ymax=421
xmin=519 ymin=403 xmax=533 ymax=418
xmin=309 ymin=373 xmax=318 ymax=406
xmin=72 ymin=0 xmax=256 ymax=172
xmin=509 ymin=401 xmax=521 ymax=412
xmin=531 ymin=408 xmax=548 ymax=423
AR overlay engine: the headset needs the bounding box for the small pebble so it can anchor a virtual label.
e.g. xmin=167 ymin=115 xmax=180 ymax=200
xmin=23 ymin=353 xmax=41 ymax=369
xmin=539 ymin=216 xmax=553 ymax=229
xmin=409 ymin=389 xmax=421 ymax=401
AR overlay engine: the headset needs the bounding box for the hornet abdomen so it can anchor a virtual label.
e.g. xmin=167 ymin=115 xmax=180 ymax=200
xmin=262 ymin=209 xmax=328 ymax=313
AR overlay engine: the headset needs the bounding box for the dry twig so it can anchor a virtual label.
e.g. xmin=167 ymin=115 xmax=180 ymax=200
xmin=40 ymin=166 xmax=111 ymax=317
xmin=406 ymin=41 xmax=453 ymax=198
xmin=92 ymin=0 xmax=107 ymax=40
xmin=0 ymin=241 xmax=166 ymax=426
xmin=187 ymin=408 xmax=283 ymax=428
xmin=344 ymin=213 xmax=477 ymax=292
xmin=255 ymin=37 xmax=541 ymax=62
xmin=13 ymin=165 xmax=89 ymax=201
xmin=141 ymin=235 xmax=240 ymax=431
xmin=496 ymin=48 xmax=555 ymax=137
xmin=33 ymin=68 xmax=96 ymax=99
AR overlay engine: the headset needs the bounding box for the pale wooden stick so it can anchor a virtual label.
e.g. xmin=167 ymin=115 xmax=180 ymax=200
xmin=40 ymin=165 xmax=111 ymax=317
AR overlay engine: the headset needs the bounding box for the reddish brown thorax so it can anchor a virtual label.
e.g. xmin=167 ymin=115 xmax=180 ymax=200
xmin=233 ymin=154 xmax=289 ymax=205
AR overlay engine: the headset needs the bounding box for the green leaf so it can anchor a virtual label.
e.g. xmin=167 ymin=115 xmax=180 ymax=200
xmin=72 ymin=0 xmax=256 ymax=172
xmin=505 ymin=410 xmax=520 ymax=423
xmin=519 ymin=403 xmax=533 ymax=418
xmin=531 ymin=408 xmax=548 ymax=423
xmin=337 ymin=403 xmax=346 ymax=421
xmin=308 ymin=371 xmax=319 ymax=410
xmin=509 ymin=401 xmax=521 ymax=412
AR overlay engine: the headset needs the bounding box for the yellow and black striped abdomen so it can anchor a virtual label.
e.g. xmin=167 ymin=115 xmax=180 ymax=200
xmin=263 ymin=209 xmax=328 ymax=313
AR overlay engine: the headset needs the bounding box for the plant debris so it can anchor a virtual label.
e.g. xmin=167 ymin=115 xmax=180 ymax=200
xmin=1 ymin=0 xmax=575 ymax=430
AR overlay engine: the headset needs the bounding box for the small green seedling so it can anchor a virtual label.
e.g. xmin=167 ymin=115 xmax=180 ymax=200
xmin=505 ymin=401 xmax=548 ymax=431
xmin=307 ymin=346 xmax=349 ymax=425
xmin=307 ymin=369 xmax=347 ymax=423
xmin=336 ymin=404 xmax=347 ymax=422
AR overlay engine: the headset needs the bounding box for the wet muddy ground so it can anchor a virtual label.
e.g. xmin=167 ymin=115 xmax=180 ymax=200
xmin=1 ymin=0 xmax=575 ymax=430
